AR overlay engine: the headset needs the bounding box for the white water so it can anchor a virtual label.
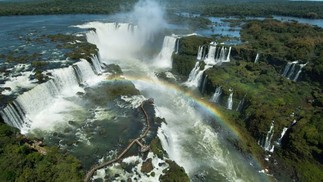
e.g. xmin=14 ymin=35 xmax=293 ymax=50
xmin=154 ymin=35 xmax=178 ymax=69
xmin=277 ymin=127 xmax=288 ymax=145
xmin=263 ymin=122 xmax=275 ymax=153
xmin=293 ymin=62 xmax=307 ymax=81
xmin=185 ymin=62 xmax=212 ymax=88
xmin=254 ymin=53 xmax=259 ymax=63
xmin=80 ymin=20 xmax=265 ymax=181
xmin=197 ymin=45 xmax=204 ymax=60
xmin=227 ymin=90 xmax=233 ymax=110
xmin=282 ymin=60 xmax=299 ymax=79
xmin=201 ymin=42 xmax=231 ymax=65
xmin=0 ymin=57 xmax=103 ymax=133
xmin=211 ymin=86 xmax=222 ymax=103
xmin=204 ymin=43 xmax=217 ymax=65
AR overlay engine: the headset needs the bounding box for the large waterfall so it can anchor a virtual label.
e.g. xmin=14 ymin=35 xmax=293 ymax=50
xmin=0 ymin=56 xmax=102 ymax=132
xmin=154 ymin=35 xmax=178 ymax=69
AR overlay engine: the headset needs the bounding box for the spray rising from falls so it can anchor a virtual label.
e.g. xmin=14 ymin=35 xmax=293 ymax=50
xmin=0 ymin=57 xmax=102 ymax=133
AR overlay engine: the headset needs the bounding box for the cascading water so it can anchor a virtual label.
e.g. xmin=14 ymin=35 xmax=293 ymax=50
xmin=198 ymin=42 xmax=231 ymax=65
xmin=277 ymin=127 xmax=288 ymax=145
xmin=282 ymin=60 xmax=299 ymax=79
xmin=227 ymin=89 xmax=233 ymax=110
xmin=282 ymin=62 xmax=293 ymax=77
xmin=293 ymin=62 xmax=307 ymax=82
xmin=0 ymin=57 xmax=101 ymax=133
xmin=154 ymin=35 xmax=178 ymax=69
xmin=210 ymin=86 xmax=222 ymax=103
xmin=262 ymin=121 xmax=275 ymax=153
xmin=254 ymin=53 xmax=259 ymax=63
xmin=200 ymin=75 xmax=208 ymax=94
xmin=236 ymin=95 xmax=246 ymax=112
xmin=204 ymin=42 xmax=217 ymax=65
xmin=184 ymin=62 xmax=212 ymax=88
xmin=197 ymin=45 xmax=204 ymax=60
xmin=79 ymin=19 xmax=266 ymax=181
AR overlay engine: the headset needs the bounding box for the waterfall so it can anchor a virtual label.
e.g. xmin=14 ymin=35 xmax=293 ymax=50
xmin=76 ymin=22 xmax=144 ymax=60
xmin=185 ymin=62 xmax=212 ymax=88
xmin=282 ymin=60 xmax=299 ymax=79
xmin=210 ymin=87 xmax=222 ymax=103
xmin=204 ymin=43 xmax=217 ymax=65
xmin=254 ymin=53 xmax=259 ymax=63
xmin=90 ymin=54 xmax=103 ymax=74
xmin=74 ymin=59 xmax=97 ymax=85
xmin=277 ymin=127 xmax=288 ymax=145
xmin=263 ymin=121 xmax=275 ymax=152
xmin=236 ymin=95 xmax=246 ymax=112
xmin=201 ymin=75 xmax=208 ymax=94
xmin=293 ymin=63 xmax=307 ymax=82
xmin=197 ymin=45 xmax=204 ymax=60
xmin=282 ymin=62 xmax=292 ymax=77
xmin=227 ymin=89 xmax=233 ymax=110
xmin=287 ymin=61 xmax=298 ymax=79
xmin=154 ymin=35 xmax=178 ymax=69
xmin=0 ymin=57 xmax=101 ymax=131
xmin=175 ymin=39 xmax=180 ymax=54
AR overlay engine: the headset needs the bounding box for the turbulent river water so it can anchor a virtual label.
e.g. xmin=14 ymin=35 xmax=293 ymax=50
xmin=5 ymin=6 xmax=316 ymax=181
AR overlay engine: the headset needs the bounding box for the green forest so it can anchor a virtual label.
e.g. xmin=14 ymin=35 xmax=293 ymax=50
xmin=0 ymin=0 xmax=322 ymax=19
xmin=0 ymin=120 xmax=84 ymax=181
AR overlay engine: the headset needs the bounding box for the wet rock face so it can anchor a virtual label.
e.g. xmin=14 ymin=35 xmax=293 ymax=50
xmin=141 ymin=158 xmax=153 ymax=173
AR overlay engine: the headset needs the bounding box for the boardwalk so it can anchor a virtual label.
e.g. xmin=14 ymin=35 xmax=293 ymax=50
xmin=84 ymin=101 xmax=152 ymax=182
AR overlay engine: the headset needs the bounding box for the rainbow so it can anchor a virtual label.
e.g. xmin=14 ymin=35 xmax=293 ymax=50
xmin=104 ymin=75 xmax=271 ymax=180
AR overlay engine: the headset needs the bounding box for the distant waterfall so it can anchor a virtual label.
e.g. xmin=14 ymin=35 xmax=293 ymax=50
xmin=236 ymin=95 xmax=246 ymax=112
xmin=254 ymin=53 xmax=259 ymax=63
xmin=261 ymin=121 xmax=275 ymax=153
xmin=155 ymin=35 xmax=178 ymax=69
xmin=293 ymin=63 xmax=308 ymax=82
xmin=210 ymin=87 xmax=222 ymax=103
xmin=287 ymin=62 xmax=297 ymax=79
xmin=277 ymin=127 xmax=288 ymax=145
xmin=204 ymin=43 xmax=217 ymax=65
xmin=227 ymin=89 xmax=233 ymax=110
xmin=197 ymin=45 xmax=204 ymax=60
xmin=197 ymin=42 xmax=231 ymax=65
xmin=0 ymin=57 xmax=102 ymax=131
xmin=184 ymin=62 xmax=212 ymax=88
xmin=282 ymin=61 xmax=308 ymax=82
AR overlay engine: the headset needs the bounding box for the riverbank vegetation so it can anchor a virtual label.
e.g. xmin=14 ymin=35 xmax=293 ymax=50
xmin=0 ymin=119 xmax=84 ymax=181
